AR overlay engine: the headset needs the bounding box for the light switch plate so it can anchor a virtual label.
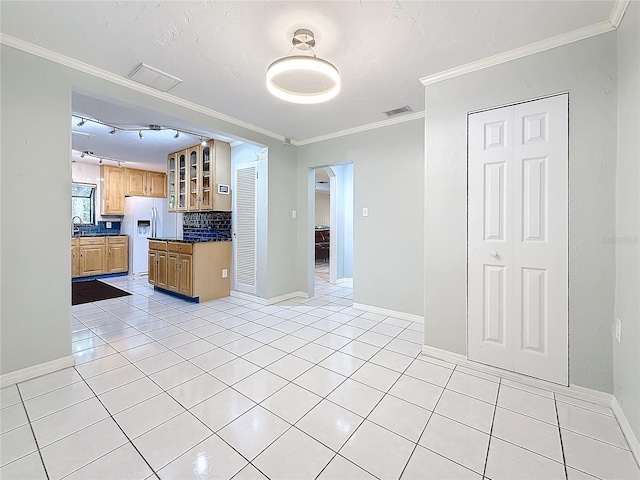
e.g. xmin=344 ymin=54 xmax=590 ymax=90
xmin=222 ymin=269 xmax=228 ymax=278
xmin=615 ymin=318 xmax=622 ymax=342
xmin=106 ymin=221 xmax=112 ymax=228
xmin=292 ymin=210 xmax=297 ymax=219
xmin=362 ymin=208 xmax=369 ymax=217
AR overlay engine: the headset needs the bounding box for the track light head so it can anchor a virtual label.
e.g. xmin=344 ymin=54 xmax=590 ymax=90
xmin=117 ymin=161 xmax=122 ymax=168
xmin=98 ymin=159 xmax=103 ymax=164
xmin=174 ymin=131 xmax=180 ymax=139
xmin=80 ymin=152 xmax=85 ymax=158
xmin=200 ymin=137 xmax=207 ymax=146
xmin=109 ymin=128 xmax=117 ymax=135
xmin=77 ymin=118 xmax=86 ymax=127
xmin=139 ymin=130 xmax=144 ymax=139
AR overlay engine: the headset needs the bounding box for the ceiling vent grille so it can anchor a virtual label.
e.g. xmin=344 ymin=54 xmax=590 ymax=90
xmin=383 ymin=105 xmax=413 ymax=117
xmin=128 ymin=63 xmax=182 ymax=92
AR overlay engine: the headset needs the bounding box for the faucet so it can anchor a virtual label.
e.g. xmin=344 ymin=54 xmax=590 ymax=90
xmin=72 ymin=216 xmax=82 ymax=234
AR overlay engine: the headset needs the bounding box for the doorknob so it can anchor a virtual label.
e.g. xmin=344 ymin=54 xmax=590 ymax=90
xmin=491 ymin=250 xmax=498 ymax=257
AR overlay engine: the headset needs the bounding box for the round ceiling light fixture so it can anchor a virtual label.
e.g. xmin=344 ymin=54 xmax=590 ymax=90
xmin=266 ymin=29 xmax=341 ymax=105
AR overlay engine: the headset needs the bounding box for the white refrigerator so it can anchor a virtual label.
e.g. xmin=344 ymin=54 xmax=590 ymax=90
xmin=121 ymin=197 xmax=183 ymax=276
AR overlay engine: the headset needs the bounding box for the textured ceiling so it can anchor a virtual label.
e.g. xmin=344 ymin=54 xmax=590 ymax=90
xmin=1 ymin=1 xmax=616 ymax=152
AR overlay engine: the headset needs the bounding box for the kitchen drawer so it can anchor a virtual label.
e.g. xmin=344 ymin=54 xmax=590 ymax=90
xmin=107 ymin=236 xmax=128 ymax=245
xmin=167 ymin=242 xmax=193 ymax=254
xmin=79 ymin=236 xmax=106 ymax=246
xmin=149 ymin=241 xmax=167 ymax=251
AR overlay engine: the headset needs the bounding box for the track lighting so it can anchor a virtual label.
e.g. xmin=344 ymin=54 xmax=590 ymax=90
xmin=80 ymin=152 xmax=85 ymax=158
xmin=72 ymin=113 xmax=214 ymax=148
xmin=98 ymin=159 xmax=103 ymax=165
xmin=117 ymin=161 xmax=122 ymax=168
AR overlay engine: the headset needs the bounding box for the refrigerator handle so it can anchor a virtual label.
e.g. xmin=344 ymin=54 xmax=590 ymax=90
xmin=151 ymin=207 xmax=157 ymax=238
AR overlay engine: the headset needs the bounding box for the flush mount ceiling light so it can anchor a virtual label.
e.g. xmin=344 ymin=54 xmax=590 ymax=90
xmin=266 ymin=29 xmax=341 ymax=105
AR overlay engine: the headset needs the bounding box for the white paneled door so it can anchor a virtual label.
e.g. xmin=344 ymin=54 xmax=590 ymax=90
xmin=468 ymin=94 xmax=568 ymax=385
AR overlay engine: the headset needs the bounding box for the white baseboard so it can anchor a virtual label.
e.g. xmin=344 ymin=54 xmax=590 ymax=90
xmin=266 ymin=291 xmax=309 ymax=306
xmin=231 ymin=290 xmax=309 ymax=306
xmin=612 ymin=396 xmax=640 ymax=468
xmin=230 ymin=290 xmax=268 ymax=305
xmin=0 ymin=355 xmax=75 ymax=388
xmin=421 ymin=345 xmax=614 ymax=407
xmin=352 ymin=303 xmax=424 ymax=323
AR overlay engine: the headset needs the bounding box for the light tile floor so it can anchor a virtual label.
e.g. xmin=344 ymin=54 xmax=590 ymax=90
xmin=1 ymin=275 xmax=639 ymax=480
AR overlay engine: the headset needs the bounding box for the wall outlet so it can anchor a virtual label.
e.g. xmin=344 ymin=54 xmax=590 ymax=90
xmin=222 ymin=269 xmax=228 ymax=279
xmin=362 ymin=207 xmax=369 ymax=217
xmin=615 ymin=318 xmax=622 ymax=342
xmin=106 ymin=221 xmax=112 ymax=229
xmin=292 ymin=210 xmax=297 ymax=219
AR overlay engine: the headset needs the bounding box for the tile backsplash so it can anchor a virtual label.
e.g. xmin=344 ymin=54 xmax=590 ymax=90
xmin=74 ymin=221 xmax=121 ymax=236
xmin=183 ymin=211 xmax=232 ymax=241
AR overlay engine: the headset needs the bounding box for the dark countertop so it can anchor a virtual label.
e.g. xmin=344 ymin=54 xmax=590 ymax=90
xmin=148 ymin=237 xmax=232 ymax=243
xmin=72 ymin=233 xmax=126 ymax=237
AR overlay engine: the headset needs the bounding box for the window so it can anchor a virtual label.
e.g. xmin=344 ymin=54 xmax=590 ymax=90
xmin=72 ymin=183 xmax=96 ymax=225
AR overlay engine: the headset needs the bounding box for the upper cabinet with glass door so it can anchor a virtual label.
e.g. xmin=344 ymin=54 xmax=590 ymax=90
xmin=177 ymin=150 xmax=188 ymax=211
xmin=167 ymin=152 xmax=177 ymax=211
xmin=187 ymin=145 xmax=200 ymax=210
xmin=167 ymin=140 xmax=231 ymax=212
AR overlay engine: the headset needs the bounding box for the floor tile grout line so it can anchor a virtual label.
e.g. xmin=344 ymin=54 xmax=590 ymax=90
xmin=481 ymin=379 xmax=501 ymax=479
xmin=14 ymin=385 xmax=51 ymax=480
xmin=555 ymin=392 xmax=570 ymax=480
xmin=324 ymin=340 xmax=440 ymax=479
xmin=71 ymin=363 xmax=162 ymax=479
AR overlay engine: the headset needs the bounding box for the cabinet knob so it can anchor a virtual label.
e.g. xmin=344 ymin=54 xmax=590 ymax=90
xmin=490 ymin=250 xmax=498 ymax=257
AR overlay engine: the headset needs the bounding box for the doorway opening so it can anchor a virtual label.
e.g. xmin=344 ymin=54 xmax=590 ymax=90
xmin=310 ymin=164 xmax=353 ymax=293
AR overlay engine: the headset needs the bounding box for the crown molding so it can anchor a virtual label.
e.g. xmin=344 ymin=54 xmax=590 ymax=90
xmin=0 ymin=33 xmax=285 ymax=143
xmin=294 ymin=111 xmax=425 ymax=146
xmin=610 ymin=0 xmax=631 ymax=28
xmin=420 ymin=20 xmax=616 ymax=86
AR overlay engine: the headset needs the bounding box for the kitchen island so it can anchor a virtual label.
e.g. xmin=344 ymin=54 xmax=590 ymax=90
xmin=148 ymin=237 xmax=231 ymax=302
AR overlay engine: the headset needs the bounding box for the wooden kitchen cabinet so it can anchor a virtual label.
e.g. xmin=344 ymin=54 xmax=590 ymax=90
xmin=148 ymin=240 xmax=168 ymax=288
xmin=100 ymin=166 xmax=126 ymax=215
xmin=71 ymin=238 xmax=80 ymax=277
xmin=107 ymin=236 xmax=128 ymax=273
xmin=167 ymin=140 xmax=231 ymax=212
xmin=79 ymin=237 xmax=106 ymax=276
xmin=125 ymin=169 xmax=167 ymax=198
xmin=72 ymin=235 xmax=129 ymax=278
xmin=148 ymin=240 xmax=230 ymax=301
xmin=168 ymin=242 xmax=193 ymax=296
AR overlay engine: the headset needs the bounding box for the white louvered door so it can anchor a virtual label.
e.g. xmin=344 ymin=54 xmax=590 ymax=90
xmin=233 ymin=164 xmax=257 ymax=294
xmin=468 ymin=94 xmax=568 ymax=385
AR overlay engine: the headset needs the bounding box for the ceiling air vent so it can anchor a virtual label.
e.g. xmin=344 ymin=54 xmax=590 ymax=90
xmin=383 ymin=105 xmax=413 ymax=118
xmin=128 ymin=63 xmax=182 ymax=92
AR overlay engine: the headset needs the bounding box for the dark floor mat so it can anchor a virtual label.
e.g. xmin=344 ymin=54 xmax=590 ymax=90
xmin=72 ymin=280 xmax=131 ymax=306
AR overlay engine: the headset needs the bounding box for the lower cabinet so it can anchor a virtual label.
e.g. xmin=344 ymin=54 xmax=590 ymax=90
xmin=73 ymin=236 xmax=128 ymax=278
xmin=71 ymin=238 xmax=80 ymax=277
xmin=79 ymin=238 xmax=106 ymax=276
xmin=107 ymin=236 xmax=128 ymax=273
xmin=148 ymin=240 xmax=230 ymax=302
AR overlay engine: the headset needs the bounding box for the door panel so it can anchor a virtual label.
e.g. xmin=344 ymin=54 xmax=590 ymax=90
xmin=468 ymin=104 xmax=514 ymax=371
xmin=167 ymin=252 xmax=179 ymax=291
xmin=513 ymin=95 xmax=568 ymax=385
